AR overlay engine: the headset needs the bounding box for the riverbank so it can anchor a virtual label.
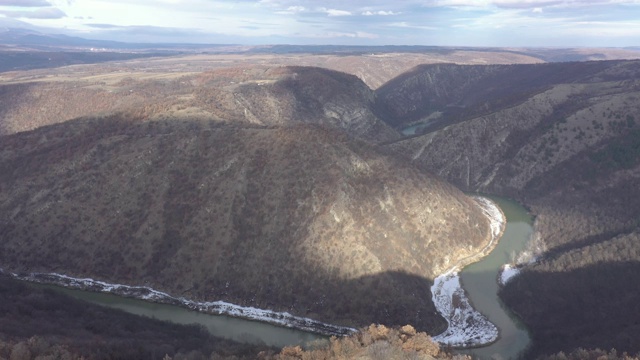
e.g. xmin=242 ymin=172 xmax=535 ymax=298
xmin=431 ymin=196 xmax=506 ymax=348
xmin=499 ymin=226 xmax=545 ymax=286
xmin=0 ymin=196 xmax=508 ymax=345
xmin=0 ymin=269 xmax=355 ymax=337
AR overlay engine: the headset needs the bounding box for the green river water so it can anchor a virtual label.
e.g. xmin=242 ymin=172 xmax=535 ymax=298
xmin=31 ymin=196 xmax=533 ymax=358
xmin=461 ymin=197 xmax=533 ymax=359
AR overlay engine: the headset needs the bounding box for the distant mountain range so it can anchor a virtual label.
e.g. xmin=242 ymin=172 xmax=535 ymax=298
xmin=0 ymin=27 xmax=239 ymax=52
xmin=3 ymin=26 xmax=640 ymax=61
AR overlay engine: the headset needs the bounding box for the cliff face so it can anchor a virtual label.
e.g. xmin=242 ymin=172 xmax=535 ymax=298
xmin=0 ymin=116 xmax=491 ymax=332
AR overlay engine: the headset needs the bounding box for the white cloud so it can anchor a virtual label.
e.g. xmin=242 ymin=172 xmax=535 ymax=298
xmin=0 ymin=7 xmax=65 ymax=18
xmin=275 ymin=5 xmax=306 ymax=14
xmin=387 ymin=21 xmax=437 ymax=30
xmin=9 ymin=0 xmax=640 ymax=46
xmin=430 ymin=0 xmax=640 ymax=9
xmin=304 ymin=30 xmax=378 ymax=38
xmin=362 ymin=10 xmax=401 ymax=16
xmin=0 ymin=0 xmax=51 ymax=6
xmin=324 ymin=8 xmax=351 ymax=16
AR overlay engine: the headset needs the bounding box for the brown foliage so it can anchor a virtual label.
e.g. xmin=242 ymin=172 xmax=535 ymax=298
xmin=272 ymin=324 xmax=449 ymax=360
xmin=0 ymin=117 xmax=491 ymax=332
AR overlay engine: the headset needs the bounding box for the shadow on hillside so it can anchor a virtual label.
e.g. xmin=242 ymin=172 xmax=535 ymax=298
xmin=228 ymin=269 xmax=449 ymax=335
xmin=0 ymin=115 xmax=476 ymax=336
xmin=0 ymin=275 xmax=267 ymax=359
xmin=500 ymin=260 xmax=640 ymax=358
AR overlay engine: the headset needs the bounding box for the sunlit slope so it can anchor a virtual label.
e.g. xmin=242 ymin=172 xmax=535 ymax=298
xmin=0 ymin=66 xmax=398 ymax=143
xmin=386 ymin=60 xmax=640 ymax=251
xmin=0 ymin=116 xmax=492 ymax=332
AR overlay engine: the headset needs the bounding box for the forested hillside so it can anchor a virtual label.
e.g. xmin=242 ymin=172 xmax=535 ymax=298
xmin=382 ymin=59 xmax=640 ymax=357
xmin=0 ymin=111 xmax=493 ymax=333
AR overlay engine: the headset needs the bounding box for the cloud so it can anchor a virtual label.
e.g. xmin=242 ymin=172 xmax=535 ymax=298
xmin=362 ymin=10 xmax=401 ymax=16
xmin=432 ymin=0 xmax=640 ymax=9
xmin=387 ymin=22 xmax=438 ymax=30
xmin=0 ymin=7 xmax=65 ymax=19
xmin=0 ymin=0 xmax=51 ymax=6
xmin=85 ymin=24 xmax=202 ymax=37
xmin=324 ymin=8 xmax=352 ymax=16
xmin=533 ymin=7 xmax=543 ymax=12
xmin=86 ymin=23 xmax=119 ymax=28
xmin=275 ymin=5 xmax=306 ymax=14
xmin=491 ymin=0 xmax=564 ymax=9
xmin=305 ymin=30 xmax=379 ymax=39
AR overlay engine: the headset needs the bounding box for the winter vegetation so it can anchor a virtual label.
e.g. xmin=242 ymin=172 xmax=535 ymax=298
xmin=5 ymin=270 xmax=355 ymax=336
xmin=4 ymin=49 xmax=640 ymax=359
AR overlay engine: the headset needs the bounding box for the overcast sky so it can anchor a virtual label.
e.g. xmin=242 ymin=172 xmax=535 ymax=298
xmin=1 ymin=0 xmax=639 ymax=46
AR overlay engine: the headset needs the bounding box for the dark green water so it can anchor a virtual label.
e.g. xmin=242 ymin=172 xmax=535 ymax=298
xmin=461 ymin=197 xmax=533 ymax=360
xmin=32 ymin=283 xmax=325 ymax=348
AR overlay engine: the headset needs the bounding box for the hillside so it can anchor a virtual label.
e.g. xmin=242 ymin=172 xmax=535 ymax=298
xmin=376 ymin=61 xmax=618 ymax=130
xmin=0 ymin=115 xmax=493 ymax=333
xmin=0 ymin=275 xmax=266 ymax=359
xmin=0 ymin=279 xmax=458 ymax=360
xmin=383 ymin=60 xmax=640 ymax=356
xmin=0 ymin=66 xmax=398 ymax=143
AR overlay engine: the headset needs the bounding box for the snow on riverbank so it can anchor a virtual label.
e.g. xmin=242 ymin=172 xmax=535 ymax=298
xmin=431 ymin=272 xmax=499 ymax=347
xmin=499 ymin=264 xmax=520 ymax=286
xmin=475 ymin=196 xmax=506 ymax=240
xmin=430 ymin=197 xmax=505 ymax=348
xmin=499 ymin=230 xmax=543 ymax=286
xmin=1 ymin=270 xmax=356 ymax=337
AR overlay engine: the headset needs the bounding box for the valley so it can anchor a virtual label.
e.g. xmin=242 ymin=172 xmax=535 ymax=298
xmin=2 ymin=47 xmax=640 ymax=359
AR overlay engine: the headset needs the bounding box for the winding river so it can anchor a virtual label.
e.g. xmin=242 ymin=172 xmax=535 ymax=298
xmin=27 ymin=196 xmax=533 ymax=358
xmin=29 ymin=283 xmax=326 ymax=349
xmin=461 ymin=196 xmax=533 ymax=359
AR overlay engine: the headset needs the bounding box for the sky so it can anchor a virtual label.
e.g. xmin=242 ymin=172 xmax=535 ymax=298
xmin=0 ymin=0 xmax=639 ymax=46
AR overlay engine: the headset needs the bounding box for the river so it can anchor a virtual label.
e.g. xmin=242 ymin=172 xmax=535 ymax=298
xmin=30 ymin=283 xmax=325 ymax=349
xmin=461 ymin=196 xmax=533 ymax=359
xmin=28 ymin=196 xmax=532 ymax=358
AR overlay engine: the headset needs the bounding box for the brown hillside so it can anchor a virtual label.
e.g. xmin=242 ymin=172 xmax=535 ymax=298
xmin=376 ymin=61 xmax=618 ymax=129
xmin=383 ymin=59 xmax=640 ymax=356
xmin=0 ymin=116 xmax=492 ymax=332
xmin=0 ymin=66 xmax=398 ymax=143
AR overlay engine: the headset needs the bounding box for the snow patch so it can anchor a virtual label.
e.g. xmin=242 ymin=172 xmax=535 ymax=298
xmin=2 ymin=270 xmax=356 ymax=337
xmin=474 ymin=196 xmax=505 ymax=240
xmin=498 ymin=227 xmax=543 ymax=286
xmin=499 ymin=264 xmax=520 ymax=286
xmin=431 ymin=272 xmax=498 ymax=347
xmin=430 ymin=197 xmax=505 ymax=348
